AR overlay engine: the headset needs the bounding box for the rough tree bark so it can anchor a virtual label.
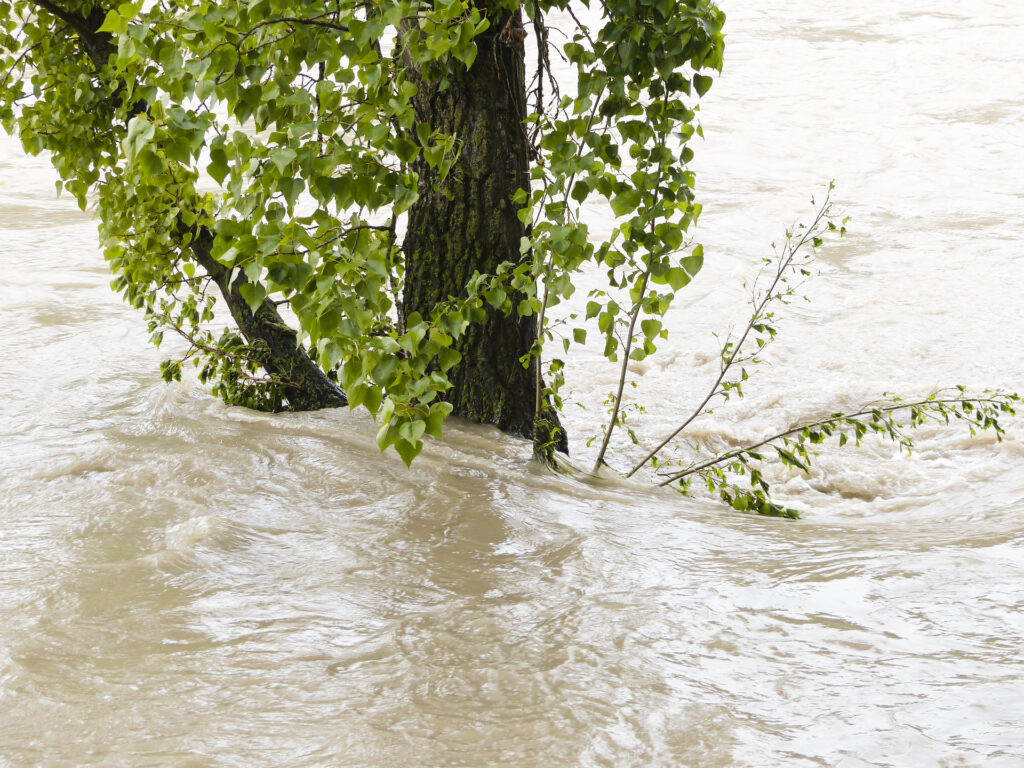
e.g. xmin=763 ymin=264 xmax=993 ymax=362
xmin=402 ymin=7 xmax=567 ymax=453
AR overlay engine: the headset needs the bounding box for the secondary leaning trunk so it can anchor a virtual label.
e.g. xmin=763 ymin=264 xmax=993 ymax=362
xmin=402 ymin=8 xmax=566 ymax=453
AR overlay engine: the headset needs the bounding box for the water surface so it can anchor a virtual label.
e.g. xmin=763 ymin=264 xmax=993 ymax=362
xmin=2 ymin=1 xmax=1024 ymax=765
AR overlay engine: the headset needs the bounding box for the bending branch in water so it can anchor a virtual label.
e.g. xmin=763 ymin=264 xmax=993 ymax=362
xmin=657 ymin=390 xmax=1020 ymax=502
xmin=187 ymin=226 xmax=347 ymax=410
xmin=628 ymin=188 xmax=838 ymax=478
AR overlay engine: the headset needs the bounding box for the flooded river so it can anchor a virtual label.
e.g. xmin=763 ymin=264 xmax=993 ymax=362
xmin=2 ymin=1 xmax=1024 ymax=765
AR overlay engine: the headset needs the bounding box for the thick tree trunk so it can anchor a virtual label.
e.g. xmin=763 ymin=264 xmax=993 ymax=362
xmin=402 ymin=9 xmax=567 ymax=453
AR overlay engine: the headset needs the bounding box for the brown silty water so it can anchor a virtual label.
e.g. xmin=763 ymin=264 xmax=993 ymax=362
xmin=2 ymin=1 xmax=1024 ymax=765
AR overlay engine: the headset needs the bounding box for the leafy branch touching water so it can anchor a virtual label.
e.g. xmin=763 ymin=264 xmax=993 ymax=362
xmin=624 ymin=185 xmax=841 ymax=479
xmin=659 ymin=388 xmax=1019 ymax=519
xmin=598 ymin=186 xmax=1020 ymax=517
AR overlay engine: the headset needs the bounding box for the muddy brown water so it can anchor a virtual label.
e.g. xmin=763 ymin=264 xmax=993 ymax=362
xmin=2 ymin=1 xmax=1024 ymax=765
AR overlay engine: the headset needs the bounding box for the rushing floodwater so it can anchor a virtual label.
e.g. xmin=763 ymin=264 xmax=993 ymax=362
xmin=3 ymin=1 xmax=1024 ymax=765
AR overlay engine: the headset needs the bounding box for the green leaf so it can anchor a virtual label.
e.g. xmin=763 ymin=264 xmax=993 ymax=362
xmin=775 ymin=446 xmax=809 ymax=472
xmin=363 ymin=385 xmax=383 ymax=415
xmin=610 ymin=189 xmax=642 ymax=217
xmin=376 ymin=421 xmax=397 ymax=452
xmin=681 ymin=248 xmax=704 ymax=278
xmin=665 ymin=267 xmax=691 ymax=291
xmin=123 ymin=116 xmax=154 ymax=161
xmin=416 ymin=122 xmax=431 ymax=147
xmin=693 ymin=74 xmax=714 ymax=97
xmin=371 ymin=356 xmax=399 ymax=387
xmin=395 ymin=438 xmax=423 ymax=467
xmin=207 ymin=148 xmax=229 ymax=185
xmin=347 ymin=382 xmax=367 ymax=409
xmin=279 ymin=177 xmax=304 ymax=208
xmin=238 ymin=282 xmax=266 ymax=313
xmin=97 ymin=8 xmax=128 ymax=34
xmin=136 ymin=147 xmax=163 ymax=176
xmin=393 ymin=184 xmax=419 ymax=214
xmin=399 ymin=419 xmax=426 ymax=444
xmin=321 ymin=341 xmax=343 ymax=370
xmin=269 ymin=147 xmax=297 ymax=172
xmin=393 ymin=137 xmax=419 ymax=164
xmin=455 ymin=41 xmax=478 ymax=69
xmin=438 ymin=347 xmax=461 ymax=371
xmin=640 ymin=318 xmax=662 ymax=339
xmin=424 ymin=401 xmax=453 ymax=438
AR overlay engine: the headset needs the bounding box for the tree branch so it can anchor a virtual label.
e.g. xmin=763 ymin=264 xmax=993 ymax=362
xmin=657 ymin=393 xmax=1016 ymax=487
xmin=627 ymin=191 xmax=834 ymax=477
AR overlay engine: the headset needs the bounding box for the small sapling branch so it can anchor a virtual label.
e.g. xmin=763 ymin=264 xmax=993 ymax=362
xmin=656 ymin=389 xmax=1020 ymax=516
xmin=592 ymin=266 xmax=652 ymax=472
xmin=627 ymin=187 xmax=840 ymax=478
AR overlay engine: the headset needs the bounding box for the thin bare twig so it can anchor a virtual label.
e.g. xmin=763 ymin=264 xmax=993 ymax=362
xmin=626 ymin=191 xmax=834 ymax=477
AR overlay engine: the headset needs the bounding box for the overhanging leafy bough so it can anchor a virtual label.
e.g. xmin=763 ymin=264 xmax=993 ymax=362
xmin=655 ymin=388 xmax=1020 ymax=518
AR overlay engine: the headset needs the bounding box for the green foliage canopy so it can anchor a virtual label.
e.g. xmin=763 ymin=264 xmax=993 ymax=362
xmin=0 ymin=0 xmax=725 ymax=465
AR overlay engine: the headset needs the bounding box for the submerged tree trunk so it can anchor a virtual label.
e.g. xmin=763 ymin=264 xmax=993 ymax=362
xmin=189 ymin=227 xmax=347 ymax=411
xmin=402 ymin=9 xmax=567 ymax=453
